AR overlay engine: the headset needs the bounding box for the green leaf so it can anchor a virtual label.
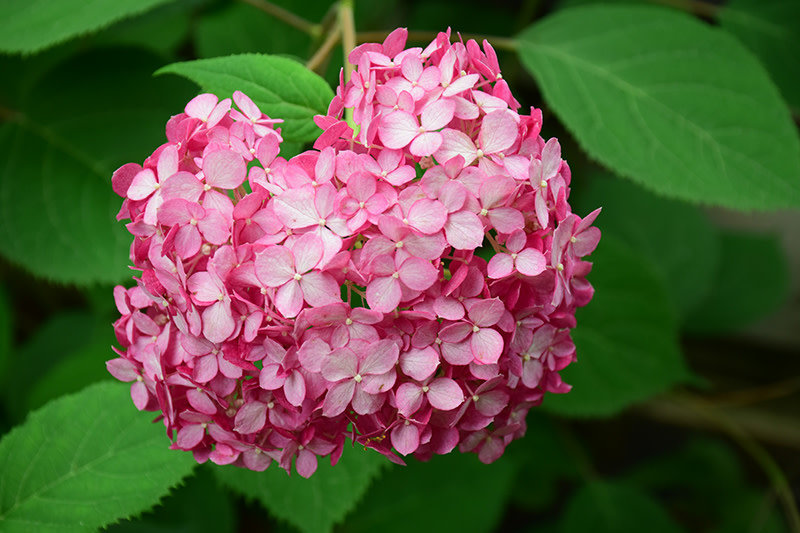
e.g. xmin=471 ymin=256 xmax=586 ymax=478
xmin=214 ymin=445 xmax=385 ymax=533
xmin=0 ymin=381 xmax=196 ymax=532
xmin=106 ymin=465 xmax=235 ymax=533
xmin=91 ymin=1 xmax=194 ymax=57
xmin=561 ymin=481 xmax=685 ymax=533
xmin=517 ymin=5 xmax=800 ymax=210
xmin=0 ymin=48 xmax=195 ymax=285
xmin=544 ymin=235 xmax=691 ymax=416
xmin=685 ymin=230 xmax=789 ymax=334
xmin=0 ymin=0 xmax=176 ymax=54
xmin=572 ymin=173 xmax=719 ymax=319
xmin=719 ymin=0 xmax=800 ymax=112
xmin=343 ymin=452 xmax=516 ymax=533
xmin=157 ymin=54 xmax=334 ymax=143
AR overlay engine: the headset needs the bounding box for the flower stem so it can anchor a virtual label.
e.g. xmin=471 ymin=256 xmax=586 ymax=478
xmin=338 ymin=0 xmax=358 ymax=133
xmin=237 ymin=0 xmax=321 ymax=37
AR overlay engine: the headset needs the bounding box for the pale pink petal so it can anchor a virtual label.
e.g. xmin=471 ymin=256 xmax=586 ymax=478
xmin=407 ymin=198 xmax=447 ymax=234
xmin=299 ymin=271 xmax=340 ymax=307
xmin=321 ymin=348 xmax=358 ymax=381
xmin=515 ymin=249 xmax=547 ymax=277
xmin=433 ymin=296 xmax=465 ymax=320
xmin=187 ymin=388 xmax=217 ymax=415
xmin=443 ymin=73 xmax=479 ymax=97
xmin=522 ymin=359 xmax=544 ymax=388
xmin=177 ymin=424 xmax=205 ymax=448
xmin=379 ymin=111 xmax=419 ymax=149
xmin=395 ymin=382 xmax=424 ymax=417
xmin=573 ymin=227 xmax=602 ymax=257
xmin=399 ymin=347 xmax=439 ymax=381
xmin=274 ymin=187 xmax=319 ymax=228
xmin=441 ymin=339 xmax=473 ymax=365
xmin=203 ymin=300 xmax=235 ymax=344
xmin=322 ymin=380 xmax=356 ymax=417
xmin=391 ymin=422 xmax=420 ymax=456
xmin=193 ymin=352 xmax=218 ymax=383
xmin=127 ymin=169 xmax=158 ymax=201
xmin=478 ymin=437 xmax=505 ymax=464
xmin=468 ymin=299 xmax=505 ymax=327
xmin=296 ymin=449 xmax=318 ymax=478
xmin=234 ymin=401 xmax=267 ymax=434
xmin=233 ymin=90 xmax=261 ymax=120
xmin=541 ymin=138 xmax=562 ymax=181
xmin=284 ymin=371 xmax=306 ymax=407
xmin=360 ymin=339 xmax=400 ymax=375
xmin=398 ymin=257 xmax=438 ymax=291
xmin=444 ymin=211 xmax=484 ymax=250
xmin=427 ymin=378 xmax=464 ymax=410
xmin=360 ymin=370 xmax=396 ymax=394
xmin=488 ymin=207 xmax=524 ymax=234
xmin=187 ymin=271 xmax=222 ymax=303
xmin=351 ymin=387 xmax=384 ymax=415
xmin=258 ymin=364 xmax=285 ymax=390
xmin=204 ymin=149 xmax=246 ymax=189
xmin=471 ymin=328 xmax=504 ymax=365
xmin=185 ymin=93 xmax=218 ymax=121
xmin=435 ymin=129 xmax=477 ymax=166
xmin=475 ymin=389 xmax=509 ymax=416
xmin=255 ymin=247 xmax=295 ymax=287
xmin=274 ymin=280 xmax=304 ymax=318
xmin=487 ymin=253 xmax=514 ymax=279
xmin=409 ymin=131 xmax=443 ymax=157
xmin=479 ymin=109 xmax=518 ymax=154
xmin=130 ymin=381 xmax=149 ymax=410
xmin=198 ymin=210 xmax=230 ymax=245
xmin=420 ymin=99 xmax=455 ymax=131
xmin=106 ymin=358 xmax=138 ymax=382
xmin=292 ymin=233 xmax=323 ymax=273
xmin=366 ymin=276 xmax=401 ymax=313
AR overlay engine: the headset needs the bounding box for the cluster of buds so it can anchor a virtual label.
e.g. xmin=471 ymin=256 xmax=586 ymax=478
xmin=108 ymin=28 xmax=600 ymax=477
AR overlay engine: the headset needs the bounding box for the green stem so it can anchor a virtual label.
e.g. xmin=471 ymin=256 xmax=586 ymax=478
xmin=238 ymin=0 xmax=321 ymax=37
xmin=306 ymin=22 xmax=341 ymax=73
xmin=338 ymin=0 xmax=357 ymax=133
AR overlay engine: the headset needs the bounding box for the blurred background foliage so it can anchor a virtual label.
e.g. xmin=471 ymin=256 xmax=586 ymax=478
xmin=0 ymin=0 xmax=798 ymax=531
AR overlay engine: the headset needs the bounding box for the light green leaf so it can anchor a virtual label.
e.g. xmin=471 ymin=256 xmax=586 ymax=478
xmin=214 ymin=445 xmax=385 ymax=533
xmin=572 ymin=173 xmax=720 ymax=319
xmin=0 ymin=0 xmax=176 ymax=54
xmin=343 ymin=452 xmax=516 ymax=533
xmin=561 ymin=481 xmax=685 ymax=533
xmin=719 ymin=0 xmax=800 ymax=112
xmin=106 ymin=465 xmax=235 ymax=533
xmin=0 ymin=49 xmax=194 ymax=285
xmin=685 ymin=230 xmax=789 ymax=334
xmin=544 ymin=235 xmax=691 ymax=416
xmin=517 ymin=5 xmax=800 ymax=210
xmin=157 ymin=54 xmax=334 ymax=143
xmin=0 ymin=382 xmax=196 ymax=532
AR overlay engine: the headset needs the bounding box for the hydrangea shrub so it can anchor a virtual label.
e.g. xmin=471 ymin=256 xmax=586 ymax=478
xmin=107 ymin=29 xmax=600 ymax=477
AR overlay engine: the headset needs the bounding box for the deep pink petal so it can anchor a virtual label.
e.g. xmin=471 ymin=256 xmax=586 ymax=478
xmin=177 ymin=424 xmax=205 ymax=448
xmin=322 ymin=380 xmax=355 ymax=417
xmin=284 ymin=370 xmax=306 ymax=407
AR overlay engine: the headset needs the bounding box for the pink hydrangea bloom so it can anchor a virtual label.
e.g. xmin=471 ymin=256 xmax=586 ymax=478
xmin=108 ymin=28 xmax=600 ymax=477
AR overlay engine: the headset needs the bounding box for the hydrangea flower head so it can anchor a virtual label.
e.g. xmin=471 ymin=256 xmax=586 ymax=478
xmin=108 ymin=30 xmax=600 ymax=477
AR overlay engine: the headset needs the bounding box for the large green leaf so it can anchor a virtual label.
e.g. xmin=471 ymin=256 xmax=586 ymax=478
xmin=544 ymin=235 xmax=691 ymax=416
xmin=0 ymin=49 xmax=194 ymax=285
xmin=719 ymin=0 xmax=800 ymax=112
xmin=107 ymin=465 xmax=235 ymax=533
xmin=561 ymin=481 xmax=685 ymax=533
xmin=517 ymin=5 xmax=800 ymax=210
xmin=214 ymin=444 xmax=385 ymax=533
xmin=343 ymin=452 xmax=516 ymax=533
xmin=572 ymin=173 xmax=719 ymax=319
xmin=0 ymin=382 xmax=196 ymax=532
xmin=157 ymin=54 xmax=334 ymax=143
xmin=0 ymin=0 xmax=176 ymax=54
xmin=685 ymin=230 xmax=789 ymax=334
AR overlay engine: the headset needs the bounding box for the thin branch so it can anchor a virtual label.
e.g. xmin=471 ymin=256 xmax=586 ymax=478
xmin=704 ymin=376 xmax=800 ymax=408
xmin=356 ymin=30 xmax=518 ymax=52
xmin=306 ymin=23 xmax=341 ymax=73
xmin=238 ymin=0 xmax=321 ymax=37
xmin=641 ymin=394 xmax=800 ymax=532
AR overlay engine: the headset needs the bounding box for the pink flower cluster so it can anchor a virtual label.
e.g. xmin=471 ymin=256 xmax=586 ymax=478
xmin=108 ymin=28 xmax=600 ymax=477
